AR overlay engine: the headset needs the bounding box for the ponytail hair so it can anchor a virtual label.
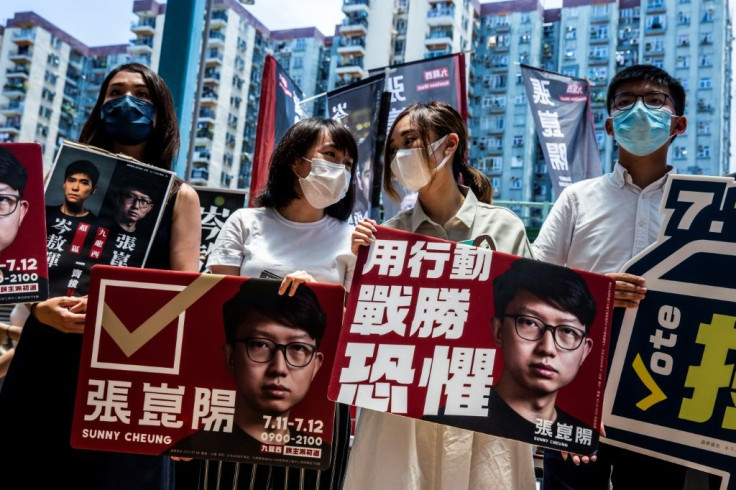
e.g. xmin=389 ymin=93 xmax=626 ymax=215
xmin=383 ymin=101 xmax=492 ymax=204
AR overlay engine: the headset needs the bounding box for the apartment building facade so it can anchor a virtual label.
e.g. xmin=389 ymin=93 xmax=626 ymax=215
xmin=332 ymin=0 xmax=478 ymax=89
xmin=0 ymin=0 xmax=730 ymax=189
xmin=0 ymin=12 xmax=128 ymax=167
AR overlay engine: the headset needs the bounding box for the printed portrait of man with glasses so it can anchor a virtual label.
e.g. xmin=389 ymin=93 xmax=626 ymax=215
xmin=489 ymin=259 xmax=596 ymax=440
xmin=426 ymin=258 xmax=598 ymax=452
xmin=113 ymin=178 xmax=157 ymax=234
xmin=173 ymin=279 xmax=330 ymax=458
xmin=0 ymin=147 xmax=29 ymax=255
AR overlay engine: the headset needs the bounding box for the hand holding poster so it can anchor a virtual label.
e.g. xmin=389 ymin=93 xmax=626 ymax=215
xmin=0 ymin=143 xmax=49 ymax=304
xmin=71 ymin=266 xmax=342 ymax=470
xmin=604 ymin=175 xmax=736 ymax=488
xmin=45 ymin=142 xmax=174 ymax=297
xmin=328 ymin=226 xmax=614 ymax=453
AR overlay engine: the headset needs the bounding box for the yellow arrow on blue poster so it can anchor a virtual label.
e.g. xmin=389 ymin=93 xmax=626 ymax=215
xmin=633 ymin=353 xmax=668 ymax=410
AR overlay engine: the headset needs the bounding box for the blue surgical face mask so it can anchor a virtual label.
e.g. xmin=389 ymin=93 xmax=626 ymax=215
xmin=101 ymin=94 xmax=156 ymax=145
xmin=612 ymin=101 xmax=675 ymax=156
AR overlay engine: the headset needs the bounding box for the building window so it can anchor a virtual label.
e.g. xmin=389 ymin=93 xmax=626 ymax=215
xmin=698 ymin=77 xmax=712 ymax=89
xmin=696 ymin=145 xmax=711 ymax=158
xmin=293 ymin=56 xmax=303 ymax=69
xmin=509 ymin=177 xmax=522 ymax=190
xmin=591 ymin=4 xmax=609 ymax=16
xmin=674 ymin=146 xmax=687 ymax=159
xmin=512 ymin=135 xmax=524 ymax=147
xmin=295 ymin=38 xmax=306 ymax=51
xmin=646 ymin=14 xmax=666 ymax=30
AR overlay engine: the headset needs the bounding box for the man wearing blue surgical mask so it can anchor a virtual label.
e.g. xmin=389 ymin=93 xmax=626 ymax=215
xmin=533 ymin=66 xmax=715 ymax=489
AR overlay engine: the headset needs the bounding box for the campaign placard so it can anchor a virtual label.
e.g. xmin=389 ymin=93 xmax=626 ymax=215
xmin=328 ymin=226 xmax=614 ymax=453
xmin=45 ymin=141 xmax=174 ymax=297
xmin=194 ymin=186 xmax=246 ymax=272
xmin=0 ymin=143 xmax=49 ymax=304
xmin=604 ymin=175 xmax=736 ymax=488
xmin=71 ymin=266 xmax=341 ymax=470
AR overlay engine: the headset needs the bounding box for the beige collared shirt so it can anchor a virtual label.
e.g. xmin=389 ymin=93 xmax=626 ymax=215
xmin=384 ymin=186 xmax=533 ymax=258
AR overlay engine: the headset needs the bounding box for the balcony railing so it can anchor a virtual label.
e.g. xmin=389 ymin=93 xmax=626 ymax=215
xmin=190 ymin=168 xmax=210 ymax=180
xmin=337 ymin=58 xmax=364 ymax=68
xmin=428 ymin=8 xmax=455 ymax=18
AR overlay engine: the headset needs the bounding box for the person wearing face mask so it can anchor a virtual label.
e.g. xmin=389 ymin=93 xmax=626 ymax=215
xmin=0 ymin=63 xmax=201 ymax=490
xmin=347 ymin=101 xmax=535 ymax=490
xmin=196 ymin=118 xmax=357 ymax=490
xmin=531 ymin=65 xmax=717 ymax=489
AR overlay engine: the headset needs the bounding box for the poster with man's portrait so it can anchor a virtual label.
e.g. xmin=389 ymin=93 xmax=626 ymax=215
xmin=328 ymin=226 xmax=615 ymax=454
xmin=0 ymin=143 xmax=49 ymax=304
xmin=45 ymin=141 xmax=174 ymax=297
xmin=70 ymin=266 xmax=342 ymax=470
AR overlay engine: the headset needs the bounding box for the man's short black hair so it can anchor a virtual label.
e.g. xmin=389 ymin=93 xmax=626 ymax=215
xmin=606 ymin=64 xmax=686 ymax=116
xmin=65 ymin=159 xmax=100 ymax=187
xmin=0 ymin=147 xmax=28 ymax=197
xmin=223 ymin=279 xmax=327 ymax=344
xmin=118 ymin=176 xmax=160 ymax=203
xmin=493 ymin=259 xmax=597 ymax=330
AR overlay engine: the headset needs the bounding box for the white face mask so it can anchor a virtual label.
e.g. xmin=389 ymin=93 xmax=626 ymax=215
xmin=296 ymin=157 xmax=350 ymax=209
xmin=390 ymin=135 xmax=450 ymax=191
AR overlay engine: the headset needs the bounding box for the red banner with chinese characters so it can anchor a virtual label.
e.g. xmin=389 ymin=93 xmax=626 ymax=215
xmin=71 ymin=266 xmax=342 ymax=470
xmin=328 ymin=226 xmax=614 ymax=454
xmin=0 ymin=143 xmax=49 ymax=304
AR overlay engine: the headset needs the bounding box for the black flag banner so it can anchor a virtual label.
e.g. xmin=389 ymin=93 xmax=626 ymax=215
xmin=521 ymin=64 xmax=601 ymax=196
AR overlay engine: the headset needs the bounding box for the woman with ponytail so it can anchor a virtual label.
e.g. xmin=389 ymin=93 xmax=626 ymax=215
xmin=346 ymin=101 xmax=536 ymax=490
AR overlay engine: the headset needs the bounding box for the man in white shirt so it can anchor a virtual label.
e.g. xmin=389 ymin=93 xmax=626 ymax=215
xmin=532 ymin=65 xmax=699 ymax=489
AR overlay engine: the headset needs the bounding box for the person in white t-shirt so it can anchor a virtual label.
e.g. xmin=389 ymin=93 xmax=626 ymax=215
xmin=203 ymin=117 xmax=358 ymax=490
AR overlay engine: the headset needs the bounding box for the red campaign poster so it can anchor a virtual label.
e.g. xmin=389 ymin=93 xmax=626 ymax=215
xmin=71 ymin=266 xmax=342 ymax=470
xmin=328 ymin=226 xmax=615 ymax=454
xmin=0 ymin=143 xmax=49 ymax=304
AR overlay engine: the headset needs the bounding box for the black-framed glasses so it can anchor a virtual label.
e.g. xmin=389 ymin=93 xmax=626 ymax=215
xmin=503 ymin=314 xmax=587 ymax=351
xmin=232 ymin=337 xmax=318 ymax=367
xmin=611 ymin=91 xmax=674 ymax=112
xmin=123 ymin=192 xmax=153 ymax=208
xmin=0 ymin=194 xmax=21 ymax=217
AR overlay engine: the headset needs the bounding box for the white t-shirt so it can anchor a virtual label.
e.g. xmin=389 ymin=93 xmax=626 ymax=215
xmin=206 ymin=207 xmax=355 ymax=290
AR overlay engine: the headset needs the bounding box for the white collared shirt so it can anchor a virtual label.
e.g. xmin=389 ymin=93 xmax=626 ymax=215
xmin=532 ymin=162 xmax=676 ymax=273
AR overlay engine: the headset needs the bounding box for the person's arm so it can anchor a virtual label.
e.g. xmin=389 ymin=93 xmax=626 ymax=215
xmin=531 ymin=190 xmax=575 ymax=266
xmin=0 ymin=347 xmax=15 ymax=378
xmin=169 ymin=183 xmax=201 ymax=272
xmin=30 ymin=296 xmax=87 ymax=334
xmin=208 ymin=265 xmax=240 ymax=276
xmin=206 ymin=209 xmax=249 ymax=274
xmin=605 ymin=272 xmax=647 ymax=308
xmin=351 ymin=218 xmax=378 ymax=255
xmin=1 ymin=323 xmax=21 ymax=343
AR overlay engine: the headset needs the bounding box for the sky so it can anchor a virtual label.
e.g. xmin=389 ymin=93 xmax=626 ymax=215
xmin=0 ymin=0 xmax=346 ymax=48
xmin=0 ymin=0 xmax=567 ymax=46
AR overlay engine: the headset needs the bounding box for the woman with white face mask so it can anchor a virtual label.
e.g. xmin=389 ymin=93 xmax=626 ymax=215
xmin=347 ymin=101 xmax=536 ymax=490
xmin=202 ymin=118 xmax=357 ymax=490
